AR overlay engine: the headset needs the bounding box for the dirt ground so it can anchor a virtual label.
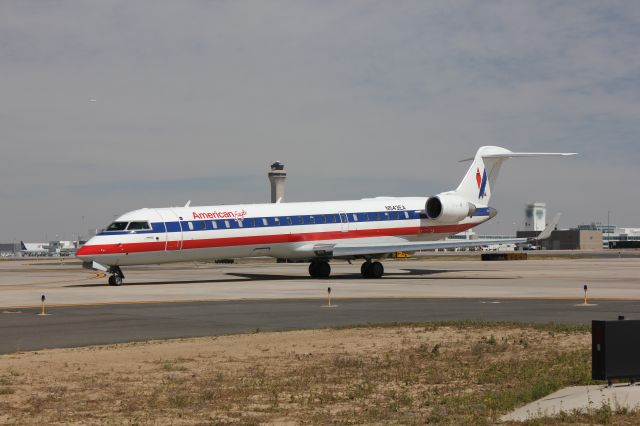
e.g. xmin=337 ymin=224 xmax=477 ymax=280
xmin=0 ymin=323 xmax=619 ymax=425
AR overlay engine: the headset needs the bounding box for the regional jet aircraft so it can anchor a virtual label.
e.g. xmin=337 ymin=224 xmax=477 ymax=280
xmin=76 ymin=146 xmax=575 ymax=285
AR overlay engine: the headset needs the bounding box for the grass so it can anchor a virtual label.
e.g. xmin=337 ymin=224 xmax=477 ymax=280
xmin=1 ymin=321 xmax=638 ymax=424
xmin=330 ymin=319 xmax=591 ymax=333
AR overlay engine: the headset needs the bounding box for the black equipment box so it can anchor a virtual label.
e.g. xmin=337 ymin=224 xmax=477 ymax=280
xmin=592 ymin=319 xmax=640 ymax=381
xmin=481 ymin=252 xmax=527 ymax=261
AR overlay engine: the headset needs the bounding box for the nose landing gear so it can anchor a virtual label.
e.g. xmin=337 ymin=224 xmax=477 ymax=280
xmin=108 ymin=266 xmax=125 ymax=286
xmin=108 ymin=275 xmax=122 ymax=286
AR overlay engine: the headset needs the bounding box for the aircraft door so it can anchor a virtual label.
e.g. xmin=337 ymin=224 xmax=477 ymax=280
xmin=155 ymin=209 xmax=183 ymax=251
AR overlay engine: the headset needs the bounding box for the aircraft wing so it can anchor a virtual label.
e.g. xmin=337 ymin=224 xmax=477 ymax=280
xmin=327 ymin=213 xmax=562 ymax=258
xmin=330 ymin=238 xmax=527 ymax=257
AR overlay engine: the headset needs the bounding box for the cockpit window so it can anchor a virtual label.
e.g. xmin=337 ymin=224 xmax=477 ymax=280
xmin=127 ymin=221 xmax=151 ymax=230
xmin=106 ymin=222 xmax=128 ymax=231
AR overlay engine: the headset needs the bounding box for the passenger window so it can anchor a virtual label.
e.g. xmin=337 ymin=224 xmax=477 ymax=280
xmin=374 ymin=213 xmax=381 ymax=221
xmin=309 ymin=216 xmax=315 ymax=224
xmin=384 ymin=212 xmax=390 ymax=220
xmin=212 ymin=221 xmax=218 ymax=229
xmin=364 ymin=213 xmax=370 ymax=221
xmin=286 ymin=217 xmax=293 ymax=226
xmin=200 ymin=221 xmax=207 ymax=230
xmin=224 ymin=220 xmax=230 ymax=228
xmin=352 ymin=214 xmax=358 ymax=222
xmin=404 ymin=212 xmax=410 ymax=219
xmin=188 ymin=222 xmax=194 ymax=231
xmin=245 ymin=219 xmax=254 ymax=227
xmin=107 ymin=222 xmax=129 ymax=231
xmin=317 ymin=215 xmax=326 ymax=224
xmin=274 ymin=217 xmax=281 ymax=225
xmin=237 ymin=220 xmax=243 ymax=228
xmin=262 ymin=218 xmax=268 ymax=226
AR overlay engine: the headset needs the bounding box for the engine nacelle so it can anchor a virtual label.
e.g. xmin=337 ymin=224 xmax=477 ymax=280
xmin=425 ymin=194 xmax=477 ymax=223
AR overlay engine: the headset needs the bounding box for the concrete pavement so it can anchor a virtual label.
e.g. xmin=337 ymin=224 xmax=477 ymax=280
xmin=1 ymin=257 xmax=639 ymax=308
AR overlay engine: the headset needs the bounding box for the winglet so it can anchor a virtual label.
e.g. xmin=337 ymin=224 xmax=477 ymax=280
xmin=534 ymin=213 xmax=561 ymax=241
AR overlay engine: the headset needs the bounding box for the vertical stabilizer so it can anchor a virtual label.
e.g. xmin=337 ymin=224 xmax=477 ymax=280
xmin=454 ymin=146 xmax=576 ymax=206
xmin=455 ymin=146 xmax=512 ymax=206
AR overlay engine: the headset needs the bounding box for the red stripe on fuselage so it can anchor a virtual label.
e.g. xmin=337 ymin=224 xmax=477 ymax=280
xmin=77 ymin=224 xmax=475 ymax=256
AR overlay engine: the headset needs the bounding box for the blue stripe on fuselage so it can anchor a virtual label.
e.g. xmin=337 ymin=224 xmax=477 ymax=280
xmin=98 ymin=208 xmax=492 ymax=236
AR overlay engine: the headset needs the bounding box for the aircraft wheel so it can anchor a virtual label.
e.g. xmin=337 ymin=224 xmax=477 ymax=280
xmin=361 ymin=261 xmax=372 ymax=278
xmin=316 ymin=261 xmax=331 ymax=278
xmin=108 ymin=275 xmax=123 ymax=286
xmin=370 ymin=261 xmax=384 ymax=279
xmin=309 ymin=260 xmax=331 ymax=278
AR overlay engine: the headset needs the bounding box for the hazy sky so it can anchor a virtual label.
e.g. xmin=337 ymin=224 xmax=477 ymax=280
xmin=1 ymin=1 xmax=639 ymax=241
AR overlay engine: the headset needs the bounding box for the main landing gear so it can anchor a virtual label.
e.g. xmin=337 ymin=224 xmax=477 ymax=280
xmin=108 ymin=266 xmax=125 ymax=286
xmin=361 ymin=261 xmax=384 ymax=279
xmin=307 ymin=260 xmax=385 ymax=279
xmin=309 ymin=260 xmax=331 ymax=279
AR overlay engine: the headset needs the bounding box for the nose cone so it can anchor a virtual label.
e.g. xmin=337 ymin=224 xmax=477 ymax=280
xmin=76 ymin=237 xmax=99 ymax=259
xmin=75 ymin=244 xmax=91 ymax=259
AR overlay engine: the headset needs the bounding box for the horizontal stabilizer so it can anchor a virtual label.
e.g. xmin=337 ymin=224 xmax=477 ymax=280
xmin=482 ymin=152 xmax=577 ymax=158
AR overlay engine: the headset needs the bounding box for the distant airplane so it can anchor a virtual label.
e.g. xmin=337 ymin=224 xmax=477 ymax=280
xmin=20 ymin=242 xmax=49 ymax=257
xmin=77 ymin=146 xmax=575 ymax=286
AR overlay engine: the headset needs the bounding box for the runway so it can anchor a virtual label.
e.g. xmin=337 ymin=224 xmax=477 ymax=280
xmin=1 ymin=298 xmax=639 ymax=354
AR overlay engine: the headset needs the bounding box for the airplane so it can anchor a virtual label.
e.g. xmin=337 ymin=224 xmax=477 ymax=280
xmin=20 ymin=241 xmax=49 ymax=257
xmin=76 ymin=146 xmax=575 ymax=286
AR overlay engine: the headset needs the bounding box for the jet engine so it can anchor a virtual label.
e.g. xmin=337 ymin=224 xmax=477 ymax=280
xmin=425 ymin=194 xmax=477 ymax=223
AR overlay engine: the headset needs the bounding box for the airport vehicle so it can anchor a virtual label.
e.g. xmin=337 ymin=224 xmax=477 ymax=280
xmin=76 ymin=146 xmax=575 ymax=285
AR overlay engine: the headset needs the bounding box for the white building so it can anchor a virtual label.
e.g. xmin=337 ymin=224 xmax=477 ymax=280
xmin=523 ymin=202 xmax=546 ymax=232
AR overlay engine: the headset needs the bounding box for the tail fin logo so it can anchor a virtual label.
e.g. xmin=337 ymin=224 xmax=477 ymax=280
xmin=476 ymin=168 xmax=488 ymax=199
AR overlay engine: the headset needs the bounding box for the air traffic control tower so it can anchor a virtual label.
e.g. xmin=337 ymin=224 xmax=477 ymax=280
xmin=268 ymin=161 xmax=286 ymax=203
xmin=523 ymin=202 xmax=546 ymax=232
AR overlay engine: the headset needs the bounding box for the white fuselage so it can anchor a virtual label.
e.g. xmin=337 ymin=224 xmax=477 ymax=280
xmin=76 ymin=197 xmax=492 ymax=267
